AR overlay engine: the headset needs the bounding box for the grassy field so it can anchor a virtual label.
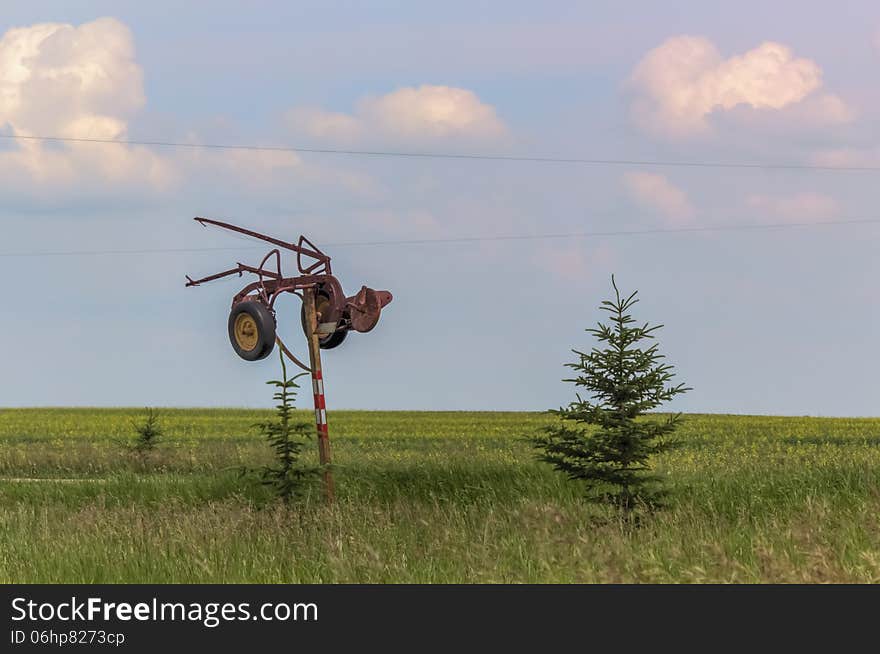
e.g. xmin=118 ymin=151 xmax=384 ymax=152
xmin=1 ymin=408 xmax=879 ymax=583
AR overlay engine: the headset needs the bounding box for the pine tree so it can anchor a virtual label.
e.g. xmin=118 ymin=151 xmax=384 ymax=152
xmin=256 ymin=349 xmax=314 ymax=504
xmin=131 ymin=408 xmax=162 ymax=454
xmin=533 ymin=276 xmax=690 ymax=510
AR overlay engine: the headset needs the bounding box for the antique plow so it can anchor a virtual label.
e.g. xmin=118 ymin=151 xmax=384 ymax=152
xmin=185 ymin=216 xmax=393 ymax=501
xmin=185 ymin=217 xmax=392 ymax=366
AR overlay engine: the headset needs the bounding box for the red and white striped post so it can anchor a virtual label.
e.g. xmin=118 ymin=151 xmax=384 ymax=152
xmin=303 ymin=287 xmax=335 ymax=503
xmin=312 ymin=369 xmax=327 ymax=440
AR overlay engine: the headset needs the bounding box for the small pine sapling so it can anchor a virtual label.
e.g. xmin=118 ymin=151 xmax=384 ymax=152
xmin=256 ymin=349 xmax=314 ymax=504
xmin=132 ymin=407 xmax=162 ymax=454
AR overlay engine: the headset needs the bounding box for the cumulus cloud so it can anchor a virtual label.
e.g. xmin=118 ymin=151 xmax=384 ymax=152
xmin=746 ymin=192 xmax=839 ymax=222
xmin=286 ymin=85 xmax=506 ymax=144
xmin=793 ymin=93 xmax=854 ymax=125
xmin=0 ymin=17 xmax=174 ymax=193
xmin=629 ymin=36 xmax=852 ymax=138
xmin=285 ymin=108 xmax=362 ymax=142
xmin=623 ymin=172 xmax=694 ymax=223
xmin=0 ymin=18 xmax=379 ymax=201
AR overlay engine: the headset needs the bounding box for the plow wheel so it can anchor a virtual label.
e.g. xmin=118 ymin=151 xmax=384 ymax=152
xmin=228 ymin=300 xmax=276 ymax=361
xmin=301 ymin=292 xmax=348 ymax=350
xmin=316 ymin=327 xmax=347 ymax=349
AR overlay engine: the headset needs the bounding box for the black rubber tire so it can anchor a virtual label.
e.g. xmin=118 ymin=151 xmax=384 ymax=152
xmin=301 ymin=294 xmax=348 ymax=350
xmin=228 ymin=301 xmax=276 ymax=361
xmin=319 ymin=328 xmax=348 ymax=350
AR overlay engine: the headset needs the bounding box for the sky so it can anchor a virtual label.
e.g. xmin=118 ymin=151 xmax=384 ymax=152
xmin=0 ymin=1 xmax=877 ymax=415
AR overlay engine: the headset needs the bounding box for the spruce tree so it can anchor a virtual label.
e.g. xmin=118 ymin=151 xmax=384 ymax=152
xmin=256 ymin=349 xmax=314 ymax=504
xmin=131 ymin=408 xmax=162 ymax=454
xmin=533 ymin=276 xmax=690 ymax=510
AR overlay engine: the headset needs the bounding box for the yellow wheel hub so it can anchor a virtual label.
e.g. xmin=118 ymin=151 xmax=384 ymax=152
xmin=233 ymin=313 xmax=260 ymax=351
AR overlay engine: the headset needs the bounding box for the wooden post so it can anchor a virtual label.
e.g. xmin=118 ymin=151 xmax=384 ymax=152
xmin=303 ymin=286 xmax=335 ymax=503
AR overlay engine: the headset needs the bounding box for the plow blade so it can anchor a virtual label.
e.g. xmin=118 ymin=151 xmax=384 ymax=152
xmin=347 ymin=286 xmax=393 ymax=333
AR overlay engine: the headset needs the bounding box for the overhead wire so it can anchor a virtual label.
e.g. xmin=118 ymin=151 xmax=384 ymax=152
xmin=1 ymin=133 xmax=879 ymax=172
xmin=1 ymin=217 xmax=878 ymax=258
xmin=1 ymin=132 xmax=878 ymax=259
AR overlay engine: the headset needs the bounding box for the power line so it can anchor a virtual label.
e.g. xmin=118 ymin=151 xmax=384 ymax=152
xmin=1 ymin=133 xmax=878 ymax=172
xmin=1 ymin=217 xmax=877 ymax=259
xmin=323 ymin=218 xmax=880 ymax=246
xmin=0 ymin=245 xmax=258 ymax=258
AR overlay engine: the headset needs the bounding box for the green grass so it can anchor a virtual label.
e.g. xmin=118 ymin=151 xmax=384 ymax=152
xmin=1 ymin=409 xmax=879 ymax=583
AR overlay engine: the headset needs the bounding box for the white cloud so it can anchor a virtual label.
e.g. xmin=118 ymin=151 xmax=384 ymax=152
xmin=0 ymin=17 xmax=174 ymax=192
xmin=286 ymin=85 xmax=506 ymax=144
xmin=746 ymin=192 xmax=839 ymax=222
xmin=358 ymin=86 xmax=505 ymax=139
xmin=794 ymin=93 xmax=854 ymax=125
xmin=623 ymin=172 xmax=694 ymax=223
xmin=284 ymin=107 xmax=362 ymax=142
xmin=629 ymin=36 xmax=851 ymax=138
xmin=0 ymin=18 xmax=383 ymax=201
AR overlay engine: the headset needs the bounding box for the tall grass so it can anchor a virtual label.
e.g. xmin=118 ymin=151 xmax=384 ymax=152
xmin=0 ymin=410 xmax=878 ymax=583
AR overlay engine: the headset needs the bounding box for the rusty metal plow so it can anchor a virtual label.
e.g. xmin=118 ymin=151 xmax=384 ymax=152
xmin=185 ymin=217 xmax=392 ymax=369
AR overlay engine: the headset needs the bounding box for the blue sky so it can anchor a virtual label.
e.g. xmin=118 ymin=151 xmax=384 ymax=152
xmin=0 ymin=2 xmax=877 ymax=414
